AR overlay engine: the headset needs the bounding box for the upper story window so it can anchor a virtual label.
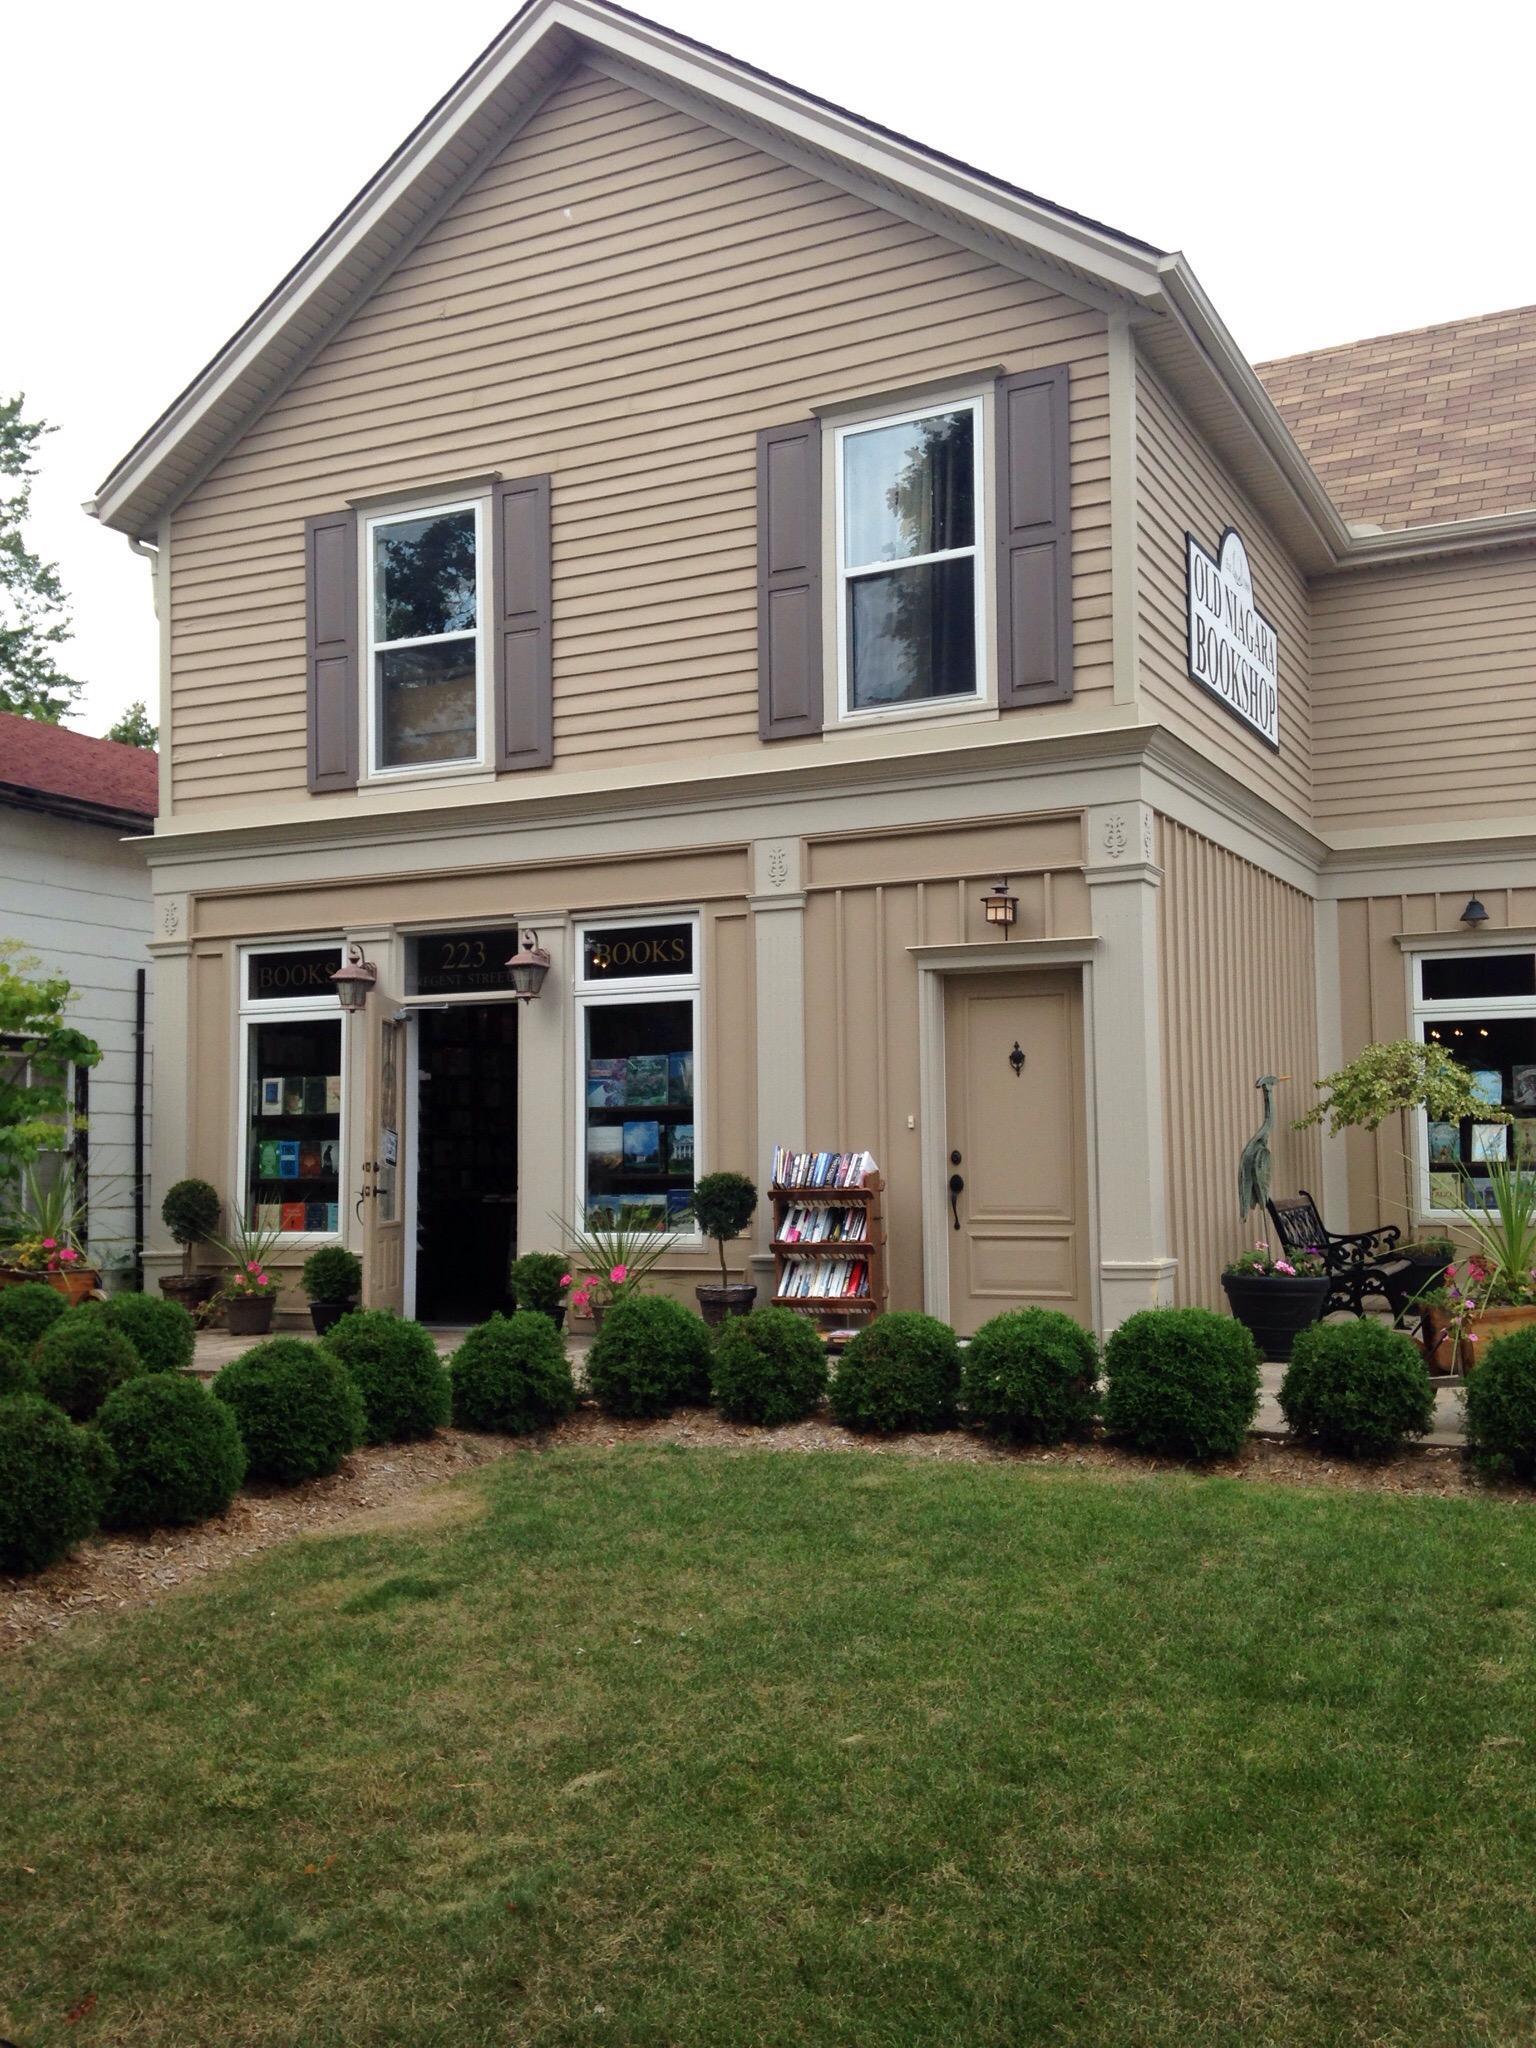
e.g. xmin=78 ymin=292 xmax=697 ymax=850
xmin=365 ymin=499 xmax=486 ymax=775
xmin=835 ymin=398 xmax=984 ymax=718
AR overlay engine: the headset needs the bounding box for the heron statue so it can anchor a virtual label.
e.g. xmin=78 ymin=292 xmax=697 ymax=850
xmin=1238 ymin=1073 xmax=1289 ymax=1227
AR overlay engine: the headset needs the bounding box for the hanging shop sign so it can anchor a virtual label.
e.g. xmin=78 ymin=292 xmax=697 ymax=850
xmin=1185 ymin=527 xmax=1280 ymax=750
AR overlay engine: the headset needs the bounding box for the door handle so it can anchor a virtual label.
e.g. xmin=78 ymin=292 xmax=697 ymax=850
xmin=948 ymin=1172 xmax=964 ymax=1229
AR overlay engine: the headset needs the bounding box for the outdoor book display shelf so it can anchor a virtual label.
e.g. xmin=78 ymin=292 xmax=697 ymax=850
xmin=770 ymin=1146 xmax=886 ymax=1329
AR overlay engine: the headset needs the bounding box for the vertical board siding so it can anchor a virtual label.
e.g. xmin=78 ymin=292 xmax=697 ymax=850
xmin=802 ymin=818 xmax=1089 ymax=1310
xmin=1158 ymin=819 xmax=1320 ymax=1306
xmin=1312 ymin=551 xmax=1536 ymax=834
xmin=1135 ymin=358 xmax=1314 ymax=828
xmin=168 ymin=65 xmax=1111 ymax=813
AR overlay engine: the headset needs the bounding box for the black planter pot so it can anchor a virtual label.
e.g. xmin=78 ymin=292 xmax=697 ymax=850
xmin=1221 ymin=1271 xmax=1330 ymax=1362
xmin=309 ymin=1299 xmax=358 ymax=1335
xmin=696 ymin=1282 xmax=757 ymax=1328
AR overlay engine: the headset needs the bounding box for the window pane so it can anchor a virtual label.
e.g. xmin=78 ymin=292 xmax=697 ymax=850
xmin=378 ymin=643 xmax=478 ymax=767
xmin=584 ymin=1000 xmax=694 ymax=1234
xmin=1421 ymin=953 xmax=1536 ymax=1001
xmin=1421 ymin=1015 xmax=1536 ymax=1207
xmin=373 ymin=509 xmax=477 ymax=641
xmin=247 ymin=1017 xmax=342 ymax=1234
xmin=848 ymin=556 xmax=976 ymax=709
xmin=844 ymin=409 xmax=974 ymax=566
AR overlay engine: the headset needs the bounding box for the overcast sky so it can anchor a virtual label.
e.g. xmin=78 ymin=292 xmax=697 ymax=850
xmin=10 ymin=0 xmax=1536 ymax=735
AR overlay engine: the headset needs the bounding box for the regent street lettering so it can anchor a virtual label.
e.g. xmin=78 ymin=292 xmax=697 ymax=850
xmin=1185 ymin=528 xmax=1280 ymax=749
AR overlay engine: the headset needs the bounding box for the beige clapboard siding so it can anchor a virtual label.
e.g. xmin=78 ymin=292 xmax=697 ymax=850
xmin=169 ymin=61 xmax=1110 ymax=812
xmin=1158 ymin=818 xmax=1321 ymax=1308
xmin=1311 ymin=551 xmax=1536 ymax=832
xmin=1134 ymin=359 xmax=1313 ymax=828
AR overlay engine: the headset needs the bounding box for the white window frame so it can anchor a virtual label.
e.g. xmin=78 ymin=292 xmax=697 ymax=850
xmin=572 ymin=913 xmax=702 ymax=1246
xmin=832 ymin=394 xmax=988 ymax=726
xmin=237 ymin=942 xmax=348 ymax=1246
xmin=1410 ymin=942 xmax=1536 ymax=1221
xmin=363 ymin=495 xmax=489 ymax=781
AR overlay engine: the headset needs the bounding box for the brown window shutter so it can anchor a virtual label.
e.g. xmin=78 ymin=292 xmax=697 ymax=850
xmin=757 ymin=419 xmax=823 ymax=739
xmin=492 ymin=474 xmax=553 ymax=772
xmin=305 ymin=509 xmax=359 ymax=792
xmin=995 ymin=365 xmax=1073 ymax=707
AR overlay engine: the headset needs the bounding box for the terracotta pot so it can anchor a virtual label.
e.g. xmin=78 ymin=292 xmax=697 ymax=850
xmin=1220 ymin=1271 xmax=1330 ymax=1362
xmin=1462 ymin=1303 xmax=1536 ymax=1371
xmin=309 ymin=1299 xmax=357 ymax=1335
xmin=696 ymin=1282 xmax=758 ymax=1328
xmin=0 ymin=1265 xmax=101 ymax=1306
xmin=1420 ymin=1306 xmax=1462 ymax=1377
xmin=225 ymin=1293 xmax=277 ymax=1337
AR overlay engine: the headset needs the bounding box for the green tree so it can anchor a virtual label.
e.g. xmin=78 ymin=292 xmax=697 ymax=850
xmin=0 ymin=944 xmax=100 ymax=1177
xmin=0 ymin=396 xmax=81 ymax=722
xmin=105 ymin=700 xmax=157 ymax=749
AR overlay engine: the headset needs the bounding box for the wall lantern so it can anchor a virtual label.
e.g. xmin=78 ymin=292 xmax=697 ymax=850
xmin=330 ymin=941 xmax=378 ymax=1011
xmin=981 ymin=879 xmax=1018 ymax=934
xmin=505 ymin=929 xmax=552 ymax=1003
xmin=1460 ymin=893 xmax=1490 ymax=929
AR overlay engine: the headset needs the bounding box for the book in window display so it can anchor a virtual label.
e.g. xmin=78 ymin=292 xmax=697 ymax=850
xmin=1515 ymin=1118 xmax=1536 ymax=1166
xmin=587 ymin=1058 xmax=627 ymax=1109
xmin=667 ymin=1189 xmax=693 ymax=1229
xmin=283 ymin=1076 xmax=306 ymax=1115
xmin=622 ymin=1120 xmax=663 ymax=1171
xmin=1513 ymin=1065 xmax=1536 ymax=1110
xmin=298 ymin=1140 xmax=323 ymax=1179
xmin=1471 ymin=1069 xmax=1504 ymax=1106
xmin=1429 ymin=1171 xmax=1461 ymax=1210
xmin=623 ymin=1055 xmax=669 ymax=1107
xmin=259 ymin=1076 xmax=283 ymax=1116
xmin=668 ymin=1052 xmax=693 ymax=1105
xmin=667 ymin=1123 xmax=694 ymax=1171
xmin=280 ymin=1201 xmax=306 ymax=1232
xmin=587 ymin=1124 xmax=623 ymax=1172
xmin=1427 ymin=1121 xmax=1460 ymax=1167
xmin=622 ymin=1193 xmax=668 ymax=1232
xmin=1472 ymin=1123 xmax=1509 ymax=1164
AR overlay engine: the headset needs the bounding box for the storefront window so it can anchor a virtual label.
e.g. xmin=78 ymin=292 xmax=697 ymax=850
xmin=575 ymin=918 xmax=698 ymax=1233
xmin=241 ymin=945 xmax=344 ymax=1240
xmin=1414 ymin=950 xmax=1536 ymax=1216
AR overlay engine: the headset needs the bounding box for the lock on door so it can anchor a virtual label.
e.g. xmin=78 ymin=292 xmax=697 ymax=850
xmin=948 ymin=1149 xmax=964 ymax=1229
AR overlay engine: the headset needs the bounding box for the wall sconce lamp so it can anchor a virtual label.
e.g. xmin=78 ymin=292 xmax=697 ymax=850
xmin=981 ymin=879 xmax=1018 ymax=935
xmin=506 ymin=929 xmax=552 ymax=1003
xmin=330 ymin=941 xmax=378 ymax=1011
xmin=1460 ymin=893 xmax=1490 ymax=929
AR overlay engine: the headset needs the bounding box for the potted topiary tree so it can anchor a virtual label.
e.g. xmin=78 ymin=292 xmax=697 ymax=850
xmin=300 ymin=1245 xmax=363 ymax=1334
xmin=688 ymin=1171 xmax=758 ymax=1325
xmin=159 ymin=1179 xmax=221 ymax=1312
xmin=509 ymin=1250 xmax=570 ymax=1329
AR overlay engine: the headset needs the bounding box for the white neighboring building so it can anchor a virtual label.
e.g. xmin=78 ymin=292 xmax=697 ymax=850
xmin=0 ymin=710 xmax=156 ymax=1274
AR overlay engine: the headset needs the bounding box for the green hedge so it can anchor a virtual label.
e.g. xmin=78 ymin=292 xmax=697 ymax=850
xmin=0 ymin=1280 xmax=67 ymax=1349
xmin=710 ymin=1307 xmax=828 ymax=1425
xmin=322 ymin=1309 xmax=450 ymax=1442
xmin=212 ymin=1338 xmax=365 ymax=1483
xmin=961 ymin=1308 xmax=1100 ymax=1443
xmin=32 ymin=1309 xmax=145 ymax=1421
xmin=449 ymin=1313 xmax=577 ymax=1435
xmin=96 ymin=1372 xmax=247 ymax=1529
xmin=1279 ymin=1319 xmax=1434 ymax=1458
xmin=585 ymin=1297 xmax=713 ymax=1418
xmin=1464 ymin=1324 xmax=1536 ymax=1479
xmin=0 ymin=1394 xmax=115 ymax=1573
xmin=829 ymin=1312 xmax=961 ymax=1434
xmin=97 ymin=1292 xmax=196 ymax=1375
xmin=0 ymin=1335 xmax=34 ymax=1397
xmin=1102 ymin=1308 xmax=1259 ymax=1461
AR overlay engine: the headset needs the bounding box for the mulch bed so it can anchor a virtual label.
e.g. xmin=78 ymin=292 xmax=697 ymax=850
xmin=3 ymin=1407 xmax=1527 ymax=1654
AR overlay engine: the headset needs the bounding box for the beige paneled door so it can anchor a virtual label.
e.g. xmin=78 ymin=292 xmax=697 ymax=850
xmin=943 ymin=969 xmax=1091 ymax=1335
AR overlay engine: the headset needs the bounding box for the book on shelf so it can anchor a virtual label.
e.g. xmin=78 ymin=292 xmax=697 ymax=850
xmin=624 ymin=1055 xmax=670 ymax=1108
xmin=283 ymin=1076 xmax=306 ymax=1115
xmin=1471 ymin=1069 xmax=1504 ymax=1107
xmin=667 ymin=1123 xmax=694 ymax=1170
xmin=256 ymin=1202 xmax=282 ymax=1232
xmin=587 ymin=1124 xmax=623 ymax=1170
xmin=622 ymin=1119 xmax=662 ymax=1169
xmin=778 ymin=1203 xmax=867 ymax=1244
xmin=1515 ymin=1118 xmax=1536 ymax=1166
xmin=302 ymin=1075 xmax=329 ymax=1115
xmin=667 ymin=1188 xmax=694 ymax=1228
xmin=770 ymin=1145 xmax=878 ymax=1189
xmin=1426 ymin=1120 xmax=1460 ymax=1167
xmin=276 ymin=1139 xmax=301 ymax=1179
xmin=587 ymin=1057 xmax=627 ymax=1109
xmin=258 ymin=1076 xmax=283 ymax=1116
xmin=280 ymin=1201 xmax=306 ymax=1232
xmin=668 ymin=1052 xmax=693 ymax=1105
xmin=298 ymin=1140 xmax=323 ymax=1179
xmin=304 ymin=1200 xmax=329 ymax=1231
xmin=325 ymin=1074 xmax=342 ymax=1113
xmin=777 ymin=1255 xmax=869 ymax=1300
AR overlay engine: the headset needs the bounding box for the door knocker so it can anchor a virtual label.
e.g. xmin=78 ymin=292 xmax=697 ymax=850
xmin=1009 ymin=1042 xmax=1025 ymax=1078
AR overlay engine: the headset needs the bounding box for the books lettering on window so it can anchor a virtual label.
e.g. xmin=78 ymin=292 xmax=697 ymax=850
xmin=624 ymin=1055 xmax=670 ymax=1108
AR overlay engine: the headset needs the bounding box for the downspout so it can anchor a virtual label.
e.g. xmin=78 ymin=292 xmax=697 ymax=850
xmin=133 ymin=967 xmax=147 ymax=1292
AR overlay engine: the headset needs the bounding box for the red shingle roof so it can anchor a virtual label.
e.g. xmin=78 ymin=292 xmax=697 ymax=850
xmin=1256 ymin=305 xmax=1536 ymax=531
xmin=0 ymin=710 xmax=158 ymax=824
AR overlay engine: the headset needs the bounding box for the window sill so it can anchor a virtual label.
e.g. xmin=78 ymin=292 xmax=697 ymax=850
xmin=828 ymin=695 xmax=996 ymax=736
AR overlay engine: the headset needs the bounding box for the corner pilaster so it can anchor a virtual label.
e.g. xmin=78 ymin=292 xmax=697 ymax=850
xmin=749 ymin=837 xmax=807 ymax=1283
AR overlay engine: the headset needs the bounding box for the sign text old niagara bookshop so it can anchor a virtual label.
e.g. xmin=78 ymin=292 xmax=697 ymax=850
xmin=1185 ymin=527 xmax=1279 ymax=749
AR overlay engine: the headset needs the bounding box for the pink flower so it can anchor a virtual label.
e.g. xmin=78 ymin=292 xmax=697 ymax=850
xmin=59 ymin=1246 xmax=78 ymax=1262
xmin=560 ymin=1273 xmax=571 ymax=1287
xmin=247 ymin=1261 xmax=261 ymax=1273
xmin=1275 ymin=1260 xmax=1295 ymax=1276
xmin=610 ymin=1265 xmax=628 ymax=1284
xmin=41 ymin=1238 xmax=55 ymax=1250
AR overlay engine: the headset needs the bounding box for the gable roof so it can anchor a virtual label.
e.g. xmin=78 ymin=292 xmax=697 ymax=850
xmin=0 ymin=711 xmax=159 ymax=828
xmin=1256 ymin=304 xmax=1536 ymax=532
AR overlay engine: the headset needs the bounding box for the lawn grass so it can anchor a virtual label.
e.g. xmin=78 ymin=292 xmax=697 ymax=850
xmin=5 ymin=1447 xmax=1536 ymax=2045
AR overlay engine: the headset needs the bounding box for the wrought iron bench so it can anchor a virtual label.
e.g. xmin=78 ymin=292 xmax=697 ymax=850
xmin=1266 ymin=1191 xmax=1413 ymax=1318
